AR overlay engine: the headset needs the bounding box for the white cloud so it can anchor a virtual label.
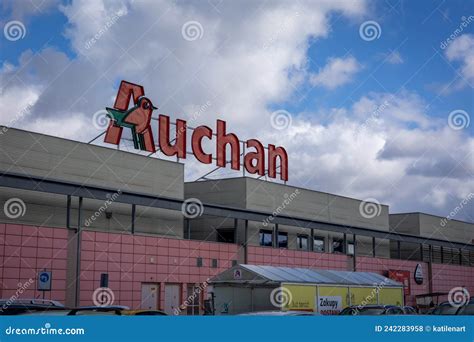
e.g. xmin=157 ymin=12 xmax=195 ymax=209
xmin=310 ymin=56 xmax=361 ymax=89
xmin=445 ymin=33 xmax=474 ymax=86
xmin=263 ymin=92 xmax=474 ymax=220
xmin=0 ymin=0 xmax=472 ymax=222
xmin=383 ymin=51 xmax=404 ymax=64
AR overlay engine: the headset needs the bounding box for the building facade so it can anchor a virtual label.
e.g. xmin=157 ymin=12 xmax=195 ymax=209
xmin=0 ymin=127 xmax=473 ymax=313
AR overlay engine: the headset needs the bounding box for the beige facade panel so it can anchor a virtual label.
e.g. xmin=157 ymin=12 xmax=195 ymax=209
xmin=0 ymin=127 xmax=184 ymax=199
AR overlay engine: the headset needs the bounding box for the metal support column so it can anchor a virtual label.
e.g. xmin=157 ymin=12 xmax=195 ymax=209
xmin=353 ymin=234 xmax=357 ymax=271
xmin=420 ymin=243 xmax=423 ymax=261
xmin=428 ymin=244 xmax=433 ymax=293
xmin=372 ymin=237 xmax=376 ymax=257
xmin=343 ymin=233 xmax=347 ymax=254
xmin=234 ymin=218 xmax=238 ymax=244
xmin=131 ymin=204 xmax=136 ymax=235
xmin=244 ymin=220 xmax=248 ymax=264
xmin=397 ymin=241 xmax=401 ymax=259
xmin=273 ymin=224 xmax=279 ymax=248
xmin=74 ymin=197 xmax=83 ymax=307
xmin=310 ymin=229 xmax=314 ymax=252
xmin=66 ymin=195 xmax=71 ymax=229
xmin=186 ymin=220 xmax=191 ymax=240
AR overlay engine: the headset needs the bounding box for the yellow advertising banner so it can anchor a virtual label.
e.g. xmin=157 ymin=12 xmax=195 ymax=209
xmin=282 ymin=284 xmax=316 ymax=311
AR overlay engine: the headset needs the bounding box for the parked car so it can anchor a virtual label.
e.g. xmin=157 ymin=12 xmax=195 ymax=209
xmin=339 ymin=305 xmax=405 ymax=315
xmin=456 ymin=299 xmax=474 ymax=315
xmin=238 ymin=310 xmax=319 ymax=316
xmin=122 ymin=309 xmax=167 ymax=316
xmin=0 ymin=299 xmax=66 ymax=315
xmin=429 ymin=301 xmax=460 ymax=315
xmin=403 ymin=306 xmax=418 ymax=314
xmin=67 ymin=306 xmax=129 ymax=315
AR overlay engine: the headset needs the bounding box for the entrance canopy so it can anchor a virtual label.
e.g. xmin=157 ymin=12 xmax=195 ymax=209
xmin=210 ymin=264 xmax=402 ymax=288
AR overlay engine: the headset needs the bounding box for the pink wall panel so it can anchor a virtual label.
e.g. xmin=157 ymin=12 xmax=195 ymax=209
xmin=0 ymin=224 xmax=68 ymax=303
xmin=1 ymin=223 xmax=473 ymax=312
xmin=78 ymin=230 xmax=239 ymax=310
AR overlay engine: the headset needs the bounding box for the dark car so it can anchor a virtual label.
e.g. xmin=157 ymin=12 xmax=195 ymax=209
xmin=0 ymin=299 xmax=66 ymax=315
xmin=339 ymin=305 xmax=405 ymax=315
xmin=67 ymin=305 xmax=130 ymax=315
xmin=403 ymin=306 xmax=418 ymax=314
xmin=429 ymin=301 xmax=460 ymax=315
xmin=238 ymin=310 xmax=319 ymax=316
xmin=454 ymin=299 xmax=474 ymax=315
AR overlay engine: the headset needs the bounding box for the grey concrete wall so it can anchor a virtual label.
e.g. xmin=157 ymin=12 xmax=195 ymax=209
xmin=0 ymin=128 xmax=184 ymax=238
xmin=389 ymin=213 xmax=421 ymax=235
xmin=185 ymin=178 xmax=391 ymax=257
xmin=419 ymin=213 xmax=473 ymax=244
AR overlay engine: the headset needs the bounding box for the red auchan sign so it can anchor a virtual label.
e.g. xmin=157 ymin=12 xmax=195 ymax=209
xmin=104 ymin=81 xmax=289 ymax=181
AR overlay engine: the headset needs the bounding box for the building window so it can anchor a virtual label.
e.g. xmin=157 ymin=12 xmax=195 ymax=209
xmin=217 ymin=229 xmax=235 ymax=243
xmin=347 ymin=242 xmax=354 ymax=255
xmin=212 ymin=259 xmax=218 ymax=268
xmin=186 ymin=285 xmax=201 ymax=315
xmin=332 ymin=239 xmax=344 ymax=253
xmin=196 ymin=257 xmax=203 ymax=267
xmin=297 ymin=235 xmax=308 ymax=250
xmin=313 ymin=237 xmax=325 ymax=252
xmin=278 ymin=232 xmax=288 ymax=248
xmin=231 ymin=260 xmax=238 ymax=267
xmin=259 ymin=229 xmax=273 ymax=247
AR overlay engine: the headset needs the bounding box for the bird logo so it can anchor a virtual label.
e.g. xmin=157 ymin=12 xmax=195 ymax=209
xmin=105 ymin=96 xmax=157 ymax=151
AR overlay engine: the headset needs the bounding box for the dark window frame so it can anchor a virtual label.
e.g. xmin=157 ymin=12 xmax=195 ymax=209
xmin=313 ymin=236 xmax=325 ymax=252
xmin=277 ymin=231 xmax=288 ymax=248
xmin=259 ymin=229 xmax=273 ymax=247
xmin=297 ymin=234 xmax=309 ymax=251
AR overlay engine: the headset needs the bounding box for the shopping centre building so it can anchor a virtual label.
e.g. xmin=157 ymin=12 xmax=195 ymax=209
xmin=0 ymin=115 xmax=473 ymax=314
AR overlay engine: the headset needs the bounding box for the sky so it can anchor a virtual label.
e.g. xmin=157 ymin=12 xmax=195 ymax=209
xmin=0 ymin=0 xmax=473 ymax=222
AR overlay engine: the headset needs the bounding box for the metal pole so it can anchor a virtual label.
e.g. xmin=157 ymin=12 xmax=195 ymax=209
xmin=397 ymin=241 xmax=401 ymax=259
xmin=343 ymin=233 xmax=347 ymax=254
xmin=310 ymin=229 xmax=314 ymax=252
xmin=428 ymin=244 xmax=433 ymax=293
xmin=273 ymin=224 xmax=279 ymax=248
xmin=233 ymin=218 xmax=238 ymax=244
xmin=244 ymin=220 xmax=248 ymax=264
xmin=372 ymin=237 xmax=376 ymax=257
xmin=75 ymin=197 xmax=83 ymax=307
xmin=131 ymin=204 xmax=136 ymax=235
xmin=353 ymin=234 xmax=357 ymax=271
